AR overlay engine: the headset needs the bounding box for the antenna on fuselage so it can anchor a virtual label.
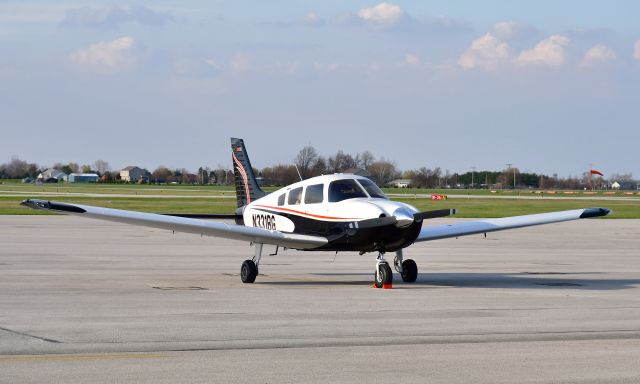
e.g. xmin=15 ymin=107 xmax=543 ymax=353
xmin=294 ymin=164 xmax=303 ymax=181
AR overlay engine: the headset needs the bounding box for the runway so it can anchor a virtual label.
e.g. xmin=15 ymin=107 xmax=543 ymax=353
xmin=1 ymin=216 xmax=640 ymax=383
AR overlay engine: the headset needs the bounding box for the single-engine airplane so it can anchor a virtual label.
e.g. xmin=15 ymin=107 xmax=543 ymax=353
xmin=22 ymin=138 xmax=611 ymax=288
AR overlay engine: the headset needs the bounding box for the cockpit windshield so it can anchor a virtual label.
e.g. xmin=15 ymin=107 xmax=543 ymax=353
xmin=328 ymin=179 xmax=367 ymax=202
xmin=357 ymin=179 xmax=387 ymax=199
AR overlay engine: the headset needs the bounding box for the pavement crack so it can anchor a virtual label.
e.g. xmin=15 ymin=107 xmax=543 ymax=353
xmin=0 ymin=326 xmax=61 ymax=344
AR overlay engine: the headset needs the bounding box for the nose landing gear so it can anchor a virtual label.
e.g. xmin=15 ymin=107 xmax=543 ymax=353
xmin=374 ymin=252 xmax=393 ymax=289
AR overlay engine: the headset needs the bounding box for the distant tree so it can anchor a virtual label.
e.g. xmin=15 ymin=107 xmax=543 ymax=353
xmin=368 ymin=159 xmax=399 ymax=186
xmin=498 ymin=167 xmax=519 ymax=189
xmin=310 ymin=156 xmax=327 ymax=176
xmin=197 ymin=167 xmax=210 ymax=184
xmin=4 ymin=157 xmax=29 ymax=178
xmin=261 ymin=165 xmax=299 ymax=186
xmin=328 ymin=150 xmax=357 ymax=173
xmin=213 ymin=166 xmax=228 ymax=185
xmin=294 ymin=145 xmax=318 ymax=179
xmin=93 ymin=160 xmax=110 ymax=176
xmin=152 ymin=166 xmax=172 ymax=183
xmin=360 ymin=151 xmax=375 ymax=170
xmin=81 ymin=164 xmax=94 ymax=174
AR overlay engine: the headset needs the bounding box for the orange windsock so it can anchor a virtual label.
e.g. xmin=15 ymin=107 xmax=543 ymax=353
xmin=590 ymin=169 xmax=604 ymax=176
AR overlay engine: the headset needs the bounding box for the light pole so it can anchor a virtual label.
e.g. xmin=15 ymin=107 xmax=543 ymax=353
xmin=471 ymin=166 xmax=476 ymax=189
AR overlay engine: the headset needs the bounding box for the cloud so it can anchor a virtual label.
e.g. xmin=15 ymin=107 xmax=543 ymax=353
xmin=61 ymin=5 xmax=172 ymax=28
xmin=458 ymin=33 xmax=511 ymax=71
xmin=491 ymin=21 xmax=537 ymax=40
xmin=230 ymin=53 xmax=251 ymax=73
xmin=579 ymin=44 xmax=616 ymax=68
xmin=635 ymin=40 xmax=640 ymax=60
xmin=404 ymin=54 xmax=421 ymax=66
xmin=515 ymin=35 xmax=569 ymax=67
xmin=69 ymin=36 xmax=136 ymax=72
xmin=335 ymin=3 xmax=470 ymax=33
xmin=357 ymin=3 xmax=405 ymax=26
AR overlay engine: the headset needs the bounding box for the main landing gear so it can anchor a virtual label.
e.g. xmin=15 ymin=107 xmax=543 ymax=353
xmin=241 ymin=243 xmax=263 ymax=283
xmin=373 ymin=249 xmax=419 ymax=288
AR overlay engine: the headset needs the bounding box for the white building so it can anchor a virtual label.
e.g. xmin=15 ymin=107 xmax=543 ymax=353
xmin=120 ymin=166 xmax=150 ymax=182
xmin=37 ymin=168 xmax=66 ymax=181
xmin=389 ymin=179 xmax=412 ymax=188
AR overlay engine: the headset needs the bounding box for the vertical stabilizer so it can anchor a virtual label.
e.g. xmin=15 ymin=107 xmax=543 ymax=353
xmin=231 ymin=138 xmax=266 ymax=207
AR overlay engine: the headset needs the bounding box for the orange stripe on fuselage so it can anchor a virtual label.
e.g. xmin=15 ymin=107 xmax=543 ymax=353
xmin=253 ymin=205 xmax=361 ymax=221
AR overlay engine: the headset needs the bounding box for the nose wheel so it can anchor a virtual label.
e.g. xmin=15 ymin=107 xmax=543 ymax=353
xmin=374 ymin=260 xmax=393 ymax=288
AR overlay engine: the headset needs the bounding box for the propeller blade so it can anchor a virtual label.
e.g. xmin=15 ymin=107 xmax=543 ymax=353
xmin=349 ymin=216 xmax=398 ymax=230
xmin=414 ymin=208 xmax=457 ymax=221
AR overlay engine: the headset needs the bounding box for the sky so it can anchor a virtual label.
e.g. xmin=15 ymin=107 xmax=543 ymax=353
xmin=1 ymin=1 xmax=639 ymax=177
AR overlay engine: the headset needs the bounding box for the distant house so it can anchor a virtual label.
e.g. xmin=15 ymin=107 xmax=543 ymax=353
xmin=68 ymin=173 xmax=99 ymax=183
xmin=611 ymin=181 xmax=638 ymax=190
xmin=37 ymin=168 xmax=66 ymax=181
xmin=120 ymin=166 xmax=150 ymax=182
xmin=389 ymin=179 xmax=412 ymax=188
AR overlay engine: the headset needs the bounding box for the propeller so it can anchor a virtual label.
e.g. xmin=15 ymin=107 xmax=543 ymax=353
xmin=345 ymin=208 xmax=457 ymax=235
xmin=394 ymin=207 xmax=457 ymax=228
xmin=413 ymin=208 xmax=457 ymax=221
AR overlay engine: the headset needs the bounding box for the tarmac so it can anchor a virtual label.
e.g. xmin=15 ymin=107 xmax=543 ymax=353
xmin=1 ymin=215 xmax=640 ymax=383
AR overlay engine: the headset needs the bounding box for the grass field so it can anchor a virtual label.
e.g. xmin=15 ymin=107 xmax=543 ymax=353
xmin=1 ymin=181 xmax=639 ymax=218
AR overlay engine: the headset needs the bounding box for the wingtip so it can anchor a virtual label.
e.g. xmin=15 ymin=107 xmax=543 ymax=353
xmin=580 ymin=207 xmax=611 ymax=219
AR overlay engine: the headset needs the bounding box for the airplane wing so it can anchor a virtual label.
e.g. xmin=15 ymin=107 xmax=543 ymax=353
xmin=20 ymin=199 xmax=327 ymax=250
xmin=416 ymin=208 xmax=611 ymax=242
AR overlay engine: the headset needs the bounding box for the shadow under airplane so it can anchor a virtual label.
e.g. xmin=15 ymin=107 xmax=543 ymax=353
xmin=259 ymin=272 xmax=640 ymax=290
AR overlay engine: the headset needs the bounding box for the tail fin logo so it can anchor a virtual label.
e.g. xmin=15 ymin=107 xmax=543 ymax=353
xmin=232 ymin=152 xmax=251 ymax=204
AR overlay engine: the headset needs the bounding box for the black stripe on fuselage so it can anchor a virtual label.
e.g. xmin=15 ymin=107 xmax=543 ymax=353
xmin=253 ymin=207 xmax=422 ymax=253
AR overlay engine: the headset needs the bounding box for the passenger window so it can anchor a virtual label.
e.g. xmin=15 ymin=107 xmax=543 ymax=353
xmin=288 ymin=187 xmax=303 ymax=205
xmin=328 ymin=179 xmax=367 ymax=202
xmin=304 ymin=184 xmax=324 ymax=204
xmin=277 ymin=193 xmax=285 ymax=206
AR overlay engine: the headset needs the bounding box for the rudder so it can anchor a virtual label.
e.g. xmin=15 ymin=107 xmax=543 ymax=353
xmin=231 ymin=137 xmax=266 ymax=207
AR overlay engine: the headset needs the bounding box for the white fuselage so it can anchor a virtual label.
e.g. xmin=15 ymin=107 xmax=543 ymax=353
xmin=242 ymin=174 xmax=419 ymax=234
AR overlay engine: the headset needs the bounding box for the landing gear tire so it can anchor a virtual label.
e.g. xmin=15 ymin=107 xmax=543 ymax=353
xmin=240 ymin=259 xmax=258 ymax=283
xmin=400 ymin=259 xmax=418 ymax=283
xmin=374 ymin=262 xmax=393 ymax=288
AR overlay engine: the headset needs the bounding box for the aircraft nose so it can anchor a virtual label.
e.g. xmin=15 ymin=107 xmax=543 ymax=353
xmin=393 ymin=207 xmax=415 ymax=228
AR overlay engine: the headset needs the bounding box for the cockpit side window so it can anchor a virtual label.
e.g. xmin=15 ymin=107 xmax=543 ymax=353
xmin=288 ymin=187 xmax=303 ymax=205
xmin=357 ymin=179 xmax=387 ymax=199
xmin=328 ymin=179 xmax=367 ymax=203
xmin=277 ymin=193 xmax=286 ymax=206
xmin=304 ymin=183 xmax=324 ymax=204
